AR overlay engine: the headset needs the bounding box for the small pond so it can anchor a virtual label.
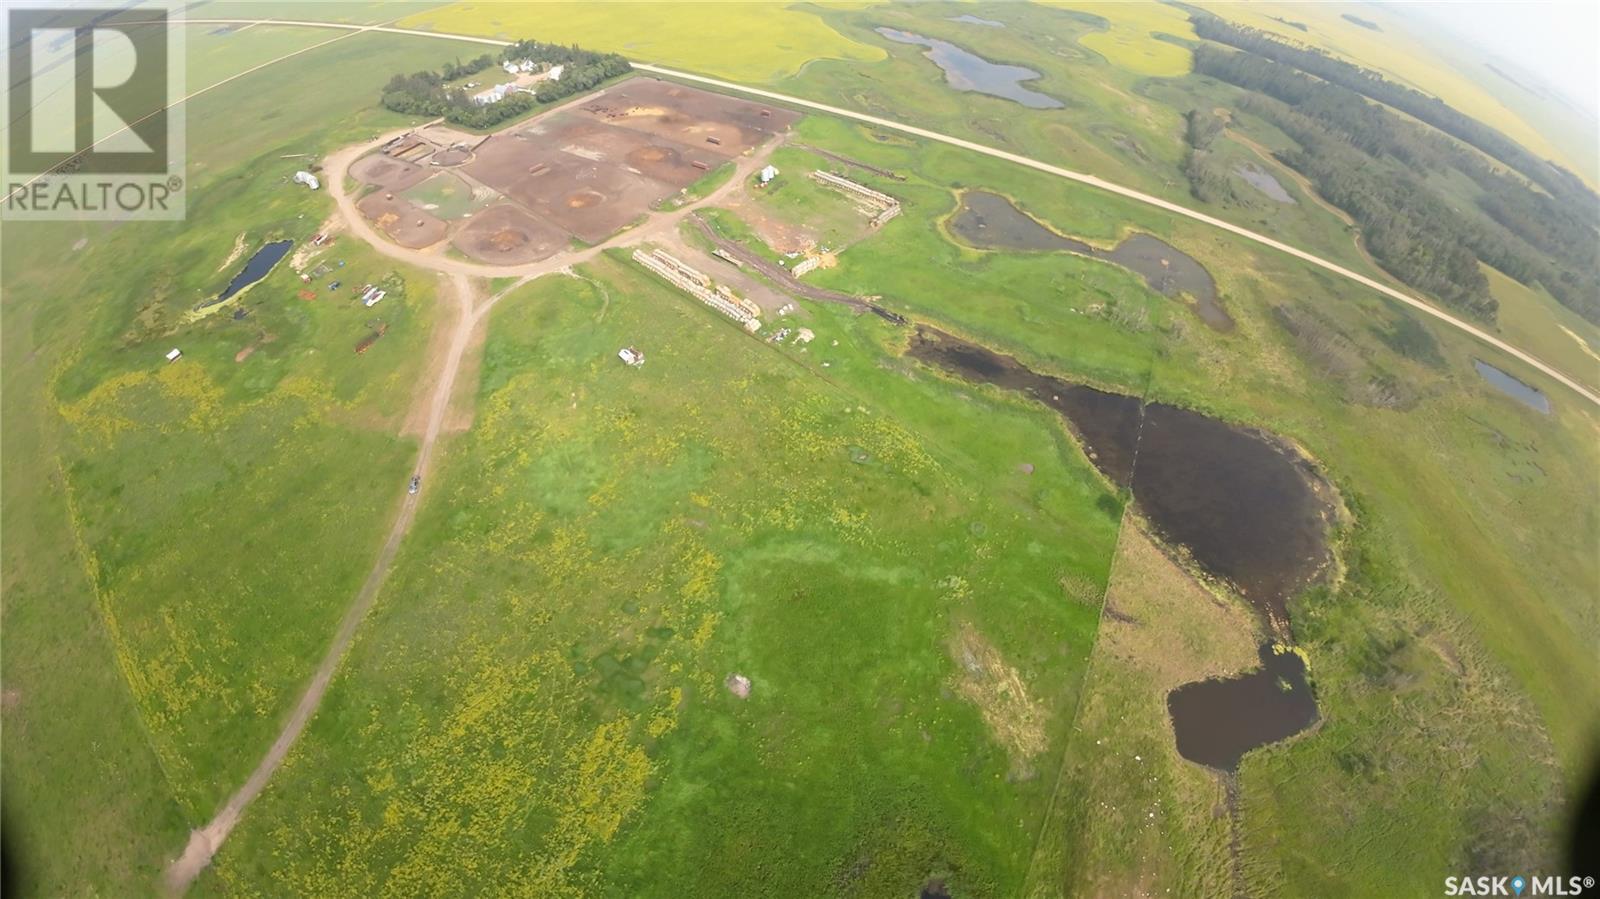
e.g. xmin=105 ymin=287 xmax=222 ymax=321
xmin=876 ymin=27 xmax=1062 ymax=109
xmin=908 ymin=327 xmax=1334 ymax=623
xmin=214 ymin=239 xmax=293 ymax=305
xmin=947 ymin=14 xmax=1006 ymax=27
xmin=1234 ymin=163 xmax=1295 ymax=204
xmin=1167 ymin=642 xmax=1318 ymax=771
xmin=949 ymin=190 xmax=1233 ymax=330
xmin=907 ymin=327 xmax=1336 ymax=770
xmin=1473 ymin=359 xmax=1551 ymax=414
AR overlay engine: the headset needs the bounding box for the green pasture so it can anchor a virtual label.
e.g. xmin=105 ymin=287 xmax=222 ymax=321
xmin=1 ymin=13 xmax=1595 ymax=899
xmin=210 ymin=256 xmax=1120 ymax=895
xmin=698 ymin=110 xmax=1599 ymax=895
xmin=0 ymin=26 xmax=497 ymax=895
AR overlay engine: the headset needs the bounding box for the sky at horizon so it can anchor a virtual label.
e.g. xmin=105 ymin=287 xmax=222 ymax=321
xmin=1405 ymin=0 xmax=1599 ymax=117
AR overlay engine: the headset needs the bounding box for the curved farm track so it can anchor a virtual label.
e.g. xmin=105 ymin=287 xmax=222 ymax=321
xmin=63 ymin=12 xmax=1588 ymax=892
xmin=163 ymin=119 xmax=785 ymax=893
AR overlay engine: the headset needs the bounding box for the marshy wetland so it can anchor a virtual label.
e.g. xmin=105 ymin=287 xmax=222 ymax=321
xmin=1474 ymin=359 xmax=1552 ymax=414
xmin=949 ymin=190 xmax=1233 ymax=330
xmin=1234 ymin=162 xmax=1296 ymax=203
xmin=876 ymin=28 xmax=1063 ymax=109
xmin=908 ymin=327 xmax=1336 ymax=767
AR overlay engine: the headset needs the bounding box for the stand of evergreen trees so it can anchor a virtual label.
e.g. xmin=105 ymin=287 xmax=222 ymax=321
xmin=1191 ymin=38 xmax=1600 ymax=324
xmin=1180 ymin=109 xmax=1237 ymax=205
xmin=379 ymin=41 xmax=630 ymax=131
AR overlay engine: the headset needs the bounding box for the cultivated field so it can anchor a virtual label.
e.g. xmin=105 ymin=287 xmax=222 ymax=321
xmin=397 ymin=1 xmax=887 ymax=83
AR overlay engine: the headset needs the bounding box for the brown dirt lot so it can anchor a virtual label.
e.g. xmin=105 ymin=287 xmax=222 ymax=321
xmin=522 ymin=114 xmax=722 ymax=187
xmin=355 ymin=193 xmax=447 ymax=249
xmin=450 ymin=204 xmax=566 ymax=265
xmin=464 ymin=135 xmax=663 ymax=244
xmin=356 ymin=78 xmax=796 ymax=259
xmin=349 ymin=154 xmax=430 ymax=192
xmin=574 ymin=79 xmax=799 ymax=158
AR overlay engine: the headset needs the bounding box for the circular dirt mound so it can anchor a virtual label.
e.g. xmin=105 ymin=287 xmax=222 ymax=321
xmin=451 ymin=204 xmax=564 ymax=266
xmin=350 ymin=154 xmax=429 ymax=191
xmin=432 ymin=147 xmax=472 ymax=166
xmin=566 ymin=190 xmax=604 ymax=209
xmin=489 ymin=228 xmax=528 ymax=251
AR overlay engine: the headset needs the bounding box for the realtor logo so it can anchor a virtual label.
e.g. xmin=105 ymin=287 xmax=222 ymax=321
xmin=3 ymin=4 xmax=186 ymax=219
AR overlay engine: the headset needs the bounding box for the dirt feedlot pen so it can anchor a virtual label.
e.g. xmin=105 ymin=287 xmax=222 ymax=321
xmin=350 ymin=79 xmax=800 ymax=253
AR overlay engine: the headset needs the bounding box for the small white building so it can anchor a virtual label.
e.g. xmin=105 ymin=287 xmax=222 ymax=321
xmin=547 ymin=64 xmax=564 ymax=82
xmin=165 ymin=348 xmax=182 ymax=363
xmin=502 ymin=61 xmax=518 ymax=75
xmin=618 ymin=347 xmax=645 ymax=367
xmin=472 ymin=83 xmax=513 ymax=106
xmin=293 ymin=171 xmax=320 ymax=190
xmin=759 ymin=164 xmax=778 ymax=184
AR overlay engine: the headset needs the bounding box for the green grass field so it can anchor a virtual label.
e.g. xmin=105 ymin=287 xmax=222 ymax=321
xmin=207 ymin=256 xmax=1119 ymax=895
xmin=401 ymin=172 xmax=492 ymax=219
xmin=1050 ymin=1 xmax=1196 ymax=77
xmin=2 ymin=11 xmax=1596 ymax=899
xmin=692 ymin=110 xmax=1598 ymax=895
xmin=0 ymin=27 xmax=516 ymax=895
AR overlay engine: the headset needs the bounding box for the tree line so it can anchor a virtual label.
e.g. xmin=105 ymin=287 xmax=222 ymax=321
xmin=1190 ymin=12 xmax=1599 ymax=215
xmin=379 ymin=41 xmax=631 ymax=131
xmin=1191 ymin=40 xmax=1600 ymax=324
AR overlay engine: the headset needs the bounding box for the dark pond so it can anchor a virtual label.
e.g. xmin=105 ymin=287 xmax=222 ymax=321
xmin=908 ymin=327 xmax=1336 ymax=768
xmin=1473 ymin=359 xmax=1551 ymax=414
xmin=908 ymin=327 xmax=1333 ymax=625
xmin=947 ymin=14 xmax=1006 ymax=27
xmin=949 ymin=191 xmax=1233 ymax=330
xmin=876 ymin=28 xmax=1063 ymax=109
xmin=1167 ymin=642 xmax=1318 ymax=771
xmin=1234 ymin=163 xmax=1295 ymax=204
xmin=214 ymin=239 xmax=293 ymax=306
